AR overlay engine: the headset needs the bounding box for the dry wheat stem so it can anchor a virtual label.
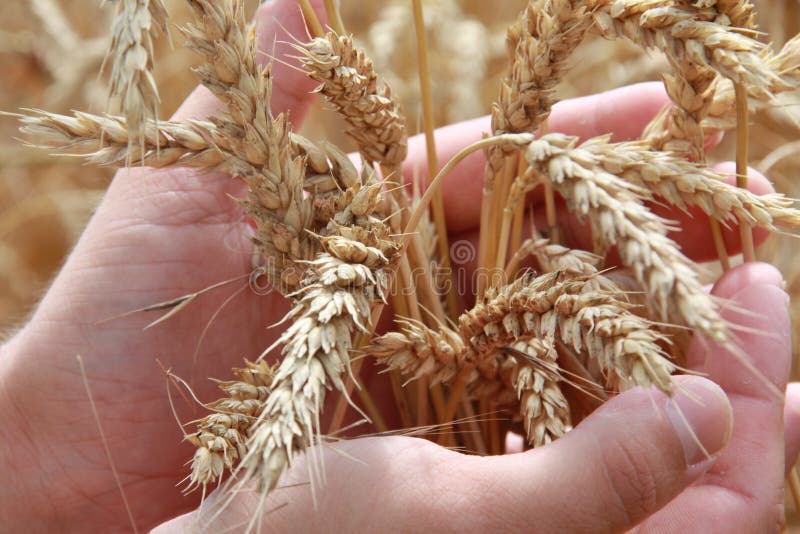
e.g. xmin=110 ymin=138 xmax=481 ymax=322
xmin=322 ymin=0 xmax=345 ymax=35
xmin=105 ymin=0 xmax=169 ymax=160
xmin=735 ymin=81 xmax=757 ymax=261
xmin=411 ymin=0 xmax=458 ymax=320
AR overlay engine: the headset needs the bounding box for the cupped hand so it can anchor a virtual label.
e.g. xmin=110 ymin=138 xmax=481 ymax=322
xmin=0 ymin=1 xmax=795 ymax=532
xmin=156 ymin=262 xmax=792 ymax=533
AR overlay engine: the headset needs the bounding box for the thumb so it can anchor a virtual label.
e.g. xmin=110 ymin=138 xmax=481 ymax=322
xmin=152 ymin=378 xmax=732 ymax=533
xmin=474 ymin=375 xmax=732 ymax=532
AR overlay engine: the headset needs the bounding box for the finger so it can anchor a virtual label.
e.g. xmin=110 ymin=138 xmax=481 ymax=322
xmin=784 ymin=383 xmax=800 ymax=476
xmin=155 ymin=377 xmax=731 ymax=533
xmin=687 ymin=262 xmax=790 ymax=501
xmin=151 ymin=437 xmax=472 ymax=532
xmin=171 ymin=0 xmax=326 ymax=124
xmin=404 ymin=82 xmax=670 ymax=232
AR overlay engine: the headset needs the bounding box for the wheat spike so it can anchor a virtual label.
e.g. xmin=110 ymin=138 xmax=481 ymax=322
xmin=370 ymin=271 xmax=675 ymax=399
xmin=460 ymin=272 xmax=676 ymax=392
xmin=105 ymin=0 xmax=168 ymax=159
xmin=592 ymin=0 xmax=788 ymax=100
xmin=640 ymin=0 xmax=759 ymax=158
xmin=583 ymin=136 xmax=800 ymax=231
xmin=298 ymin=31 xmax=408 ymax=168
xmin=520 ymin=133 xmax=727 ymax=342
xmin=187 ymin=360 xmax=275 ymax=490
xmin=12 ymin=108 xmax=360 ymax=202
xmin=506 ymin=340 xmax=571 ymax=447
xmin=245 ymin=198 xmax=401 ymax=492
xmin=14 ymin=109 xmax=224 ymax=168
xmin=486 ymin=0 xmax=594 ymax=190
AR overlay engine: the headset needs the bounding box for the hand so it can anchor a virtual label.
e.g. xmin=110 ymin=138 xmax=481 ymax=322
xmin=156 ymin=263 xmax=793 ymax=533
xmin=0 ymin=1 xmax=795 ymax=532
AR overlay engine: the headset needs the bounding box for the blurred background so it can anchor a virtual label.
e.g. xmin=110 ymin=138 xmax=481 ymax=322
xmin=1 ymin=0 xmax=799 ymax=517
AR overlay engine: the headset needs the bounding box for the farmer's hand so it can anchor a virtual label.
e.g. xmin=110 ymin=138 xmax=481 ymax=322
xmin=0 ymin=1 xmax=796 ymax=532
xmin=156 ymin=262 xmax=793 ymax=533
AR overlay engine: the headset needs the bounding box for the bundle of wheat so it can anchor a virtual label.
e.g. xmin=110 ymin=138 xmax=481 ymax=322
xmin=5 ymin=0 xmax=800 ymax=526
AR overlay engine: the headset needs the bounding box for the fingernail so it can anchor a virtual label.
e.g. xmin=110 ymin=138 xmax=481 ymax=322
xmin=665 ymin=377 xmax=732 ymax=467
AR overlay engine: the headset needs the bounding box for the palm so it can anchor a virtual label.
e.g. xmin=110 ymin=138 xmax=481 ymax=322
xmin=2 ymin=164 xmax=293 ymax=526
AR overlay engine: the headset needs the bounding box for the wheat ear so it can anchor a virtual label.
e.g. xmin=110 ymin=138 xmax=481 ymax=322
xmin=371 ymin=271 xmax=675 ymax=398
xmin=592 ymin=0 xmax=788 ymax=99
xmin=520 ymin=133 xmax=727 ymax=341
xmin=187 ymin=360 xmax=275 ymax=490
xmin=297 ymin=31 xmax=408 ymax=168
xmin=576 ymin=135 xmax=800 ymax=231
xmin=506 ymin=340 xmax=571 ymax=446
xmin=105 ymin=0 xmax=169 ymax=159
xmin=482 ymin=0 xmax=594 ymax=279
xmin=245 ymin=197 xmax=401 ymax=492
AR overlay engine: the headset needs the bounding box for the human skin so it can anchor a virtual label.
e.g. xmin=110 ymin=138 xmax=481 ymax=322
xmin=0 ymin=1 xmax=796 ymax=532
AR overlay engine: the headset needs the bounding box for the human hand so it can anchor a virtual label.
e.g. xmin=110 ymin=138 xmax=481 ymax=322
xmin=155 ymin=262 xmax=793 ymax=533
xmin=0 ymin=1 xmax=795 ymax=532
